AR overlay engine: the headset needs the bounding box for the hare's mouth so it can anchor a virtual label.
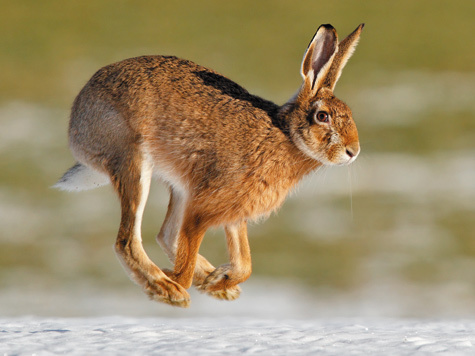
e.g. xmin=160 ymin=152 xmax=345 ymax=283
xmin=331 ymin=140 xmax=360 ymax=166
xmin=321 ymin=145 xmax=360 ymax=166
xmin=343 ymin=154 xmax=358 ymax=166
xmin=343 ymin=143 xmax=360 ymax=165
xmin=334 ymin=147 xmax=360 ymax=166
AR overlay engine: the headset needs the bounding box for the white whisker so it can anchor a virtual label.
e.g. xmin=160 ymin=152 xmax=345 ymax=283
xmin=347 ymin=164 xmax=354 ymax=221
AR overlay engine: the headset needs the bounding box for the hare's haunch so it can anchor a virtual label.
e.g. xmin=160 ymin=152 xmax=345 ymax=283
xmin=56 ymin=24 xmax=364 ymax=307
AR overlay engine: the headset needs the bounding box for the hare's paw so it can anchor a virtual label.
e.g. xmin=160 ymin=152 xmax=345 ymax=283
xmin=197 ymin=264 xmax=242 ymax=301
xmin=144 ymin=275 xmax=190 ymax=308
xmin=202 ymin=284 xmax=241 ymax=301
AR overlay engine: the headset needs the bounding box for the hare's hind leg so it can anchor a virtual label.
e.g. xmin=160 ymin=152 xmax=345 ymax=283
xmin=112 ymin=152 xmax=190 ymax=307
xmin=157 ymin=188 xmax=213 ymax=283
xmin=157 ymin=189 xmax=242 ymax=300
xmin=198 ymin=220 xmax=251 ymax=300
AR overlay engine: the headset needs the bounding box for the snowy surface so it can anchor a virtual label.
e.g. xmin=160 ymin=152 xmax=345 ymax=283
xmin=2 ymin=280 xmax=475 ymax=354
xmin=3 ymin=281 xmax=475 ymax=355
xmin=2 ymin=316 xmax=475 ymax=355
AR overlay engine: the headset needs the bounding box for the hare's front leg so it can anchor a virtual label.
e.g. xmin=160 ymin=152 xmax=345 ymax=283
xmin=198 ymin=220 xmax=251 ymax=300
xmin=112 ymin=154 xmax=190 ymax=307
xmin=157 ymin=189 xmax=241 ymax=300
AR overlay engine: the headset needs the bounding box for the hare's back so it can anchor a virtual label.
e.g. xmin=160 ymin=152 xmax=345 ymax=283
xmin=85 ymin=55 xmax=251 ymax=108
xmin=84 ymin=55 xmax=276 ymax=141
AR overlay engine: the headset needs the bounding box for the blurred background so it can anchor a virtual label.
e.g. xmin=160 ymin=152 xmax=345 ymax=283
xmin=1 ymin=0 xmax=474 ymax=318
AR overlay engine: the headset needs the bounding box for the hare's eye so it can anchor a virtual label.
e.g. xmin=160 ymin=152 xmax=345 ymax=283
xmin=316 ymin=111 xmax=329 ymax=123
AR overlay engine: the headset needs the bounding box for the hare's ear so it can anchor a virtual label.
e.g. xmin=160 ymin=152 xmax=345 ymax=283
xmin=323 ymin=23 xmax=365 ymax=90
xmin=301 ymin=24 xmax=338 ymax=94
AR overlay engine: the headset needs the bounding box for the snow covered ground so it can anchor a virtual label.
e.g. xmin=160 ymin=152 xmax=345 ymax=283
xmin=2 ymin=282 xmax=475 ymax=355
xmin=2 ymin=316 xmax=475 ymax=355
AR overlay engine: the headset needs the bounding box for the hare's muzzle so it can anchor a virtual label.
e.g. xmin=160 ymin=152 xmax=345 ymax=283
xmin=344 ymin=141 xmax=360 ymax=164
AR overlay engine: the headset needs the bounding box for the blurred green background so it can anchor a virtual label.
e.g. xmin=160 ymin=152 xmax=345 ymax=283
xmin=1 ymin=0 xmax=474 ymax=317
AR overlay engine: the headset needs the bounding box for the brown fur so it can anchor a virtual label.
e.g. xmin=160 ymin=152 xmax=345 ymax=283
xmin=57 ymin=24 xmax=364 ymax=307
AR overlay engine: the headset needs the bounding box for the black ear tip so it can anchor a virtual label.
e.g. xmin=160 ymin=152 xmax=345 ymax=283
xmin=320 ymin=24 xmax=335 ymax=31
xmin=360 ymin=23 xmax=365 ymax=29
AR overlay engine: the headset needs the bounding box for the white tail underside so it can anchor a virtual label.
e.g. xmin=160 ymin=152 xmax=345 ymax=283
xmin=54 ymin=163 xmax=110 ymax=192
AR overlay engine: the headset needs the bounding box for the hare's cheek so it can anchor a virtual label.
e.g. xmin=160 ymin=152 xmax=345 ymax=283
xmin=304 ymin=130 xmax=325 ymax=153
xmin=326 ymin=146 xmax=342 ymax=164
xmin=310 ymin=128 xmax=335 ymax=152
xmin=320 ymin=133 xmax=346 ymax=165
xmin=290 ymin=126 xmax=321 ymax=161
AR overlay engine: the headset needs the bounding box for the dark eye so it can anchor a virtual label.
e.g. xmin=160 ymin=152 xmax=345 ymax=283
xmin=316 ymin=111 xmax=329 ymax=123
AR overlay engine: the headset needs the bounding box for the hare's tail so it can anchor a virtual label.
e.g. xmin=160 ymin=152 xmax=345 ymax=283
xmin=54 ymin=162 xmax=110 ymax=192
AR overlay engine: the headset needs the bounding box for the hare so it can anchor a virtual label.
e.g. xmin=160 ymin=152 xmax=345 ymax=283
xmin=55 ymin=23 xmax=364 ymax=307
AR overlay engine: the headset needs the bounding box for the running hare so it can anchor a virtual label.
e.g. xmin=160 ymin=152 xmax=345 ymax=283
xmin=56 ymin=24 xmax=364 ymax=307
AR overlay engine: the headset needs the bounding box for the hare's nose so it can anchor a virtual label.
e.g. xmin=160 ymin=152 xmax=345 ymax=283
xmin=345 ymin=142 xmax=360 ymax=159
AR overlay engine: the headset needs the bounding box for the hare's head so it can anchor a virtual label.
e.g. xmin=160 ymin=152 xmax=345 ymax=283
xmin=285 ymin=24 xmax=364 ymax=166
